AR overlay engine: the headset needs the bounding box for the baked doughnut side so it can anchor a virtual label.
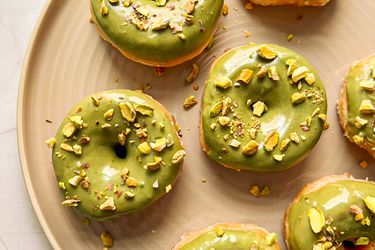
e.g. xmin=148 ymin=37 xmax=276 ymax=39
xmin=249 ymin=0 xmax=330 ymax=6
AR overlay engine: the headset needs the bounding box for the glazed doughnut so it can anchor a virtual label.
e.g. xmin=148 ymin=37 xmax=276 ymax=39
xmin=200 ymin=43 xmax=327 ymax=171
xmin=248 ymin=0 xmax=330 ymax=6
xmin=90 ymin=0 xmax=223 ymax=67
xmin=284 ymin=174 xmax=375 ymax=250
xmin=173 ymin=223 xmax=281 ymax=249
xmin=338 ymin=55 xmax=375 ymax=158
xmin=46 ymin=90 xmax=185 ymax=220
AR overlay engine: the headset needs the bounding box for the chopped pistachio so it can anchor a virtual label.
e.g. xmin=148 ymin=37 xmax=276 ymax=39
xmin=359 ymin=100 xmax=375 ymax=114
xmin=155 ymin=0 xmax=167 ymax=7
xmin=222 ymin=3 xmax=228 ymax=16
xmin=218 ymin=116 xmax=231 ymax=126
xmin=290 ymin=132 xmax=300 ymax=144
xmin=214 ymin=78 xmax=233 ymax=89
xmin=45 ymin=137 xmax=56 ymax=148
xmin=308 ymin=207 xmax=325 ymax=233
xmin=118 ymin=132 xmax=126 ymax=146
xmin=104 ymin=109 xmax=114 ymax=121
xmin=152 ymin=179 xmax=159 ymax=189
xmin=78 ymin=136 xmax=90 ymax=145
xmin=291 ymin=92 xmax=306 ymax=104
xmin=356 ymin=237 xmax=369 ymax=246
xmin=138 ymin=142 xmax=151 ymax=154
xmin=91 ymin=95 xmax=101 ymax=106
xmin=286 ymin=33 xmax=294 ymax=41
xmin=119 ymin=102 xmax=136 ymax=122
xmin=101 ymin=123 xmax=111 ymax=128
xmin=134 ymin=104 xmax=154 ymax=116
xmin=221 ymin=97 xmax=231 ymax=115
xmin=264 ymin=131 xmax=279 ymax=152
xmin=99 ymin=197 xmax=116 ymax=211
xmin=286 ymin=59 xmax=297 ymax=77
xmin=228 ymin=139 xmax=241 ymax=148
xmin=120 ymin=167 xmax=129 ymax=180
xmin=172 ymin=150 xmax=186 ymax=165
xmin=126 ymin=177 xmax=138 ymax=187
xmin=361 ymin=217 xmax=371 ymax=226
xmin=292 ymin=66 xmax=309 ymax=83
xmin=242 ymin=140 xmax=258 ymax=155
xmin=354 ymin=116 xmax=368 ymax=128
xmin=359 ymin=80 xmax=375 ymax=92
xmin=60 ymin=143 xmax=73 ymax=152
xmin=359 ymin=160 xmax=368 ymax=169
xmin=68 ymin=175 xmax=82 ymax=187
xmin=363 ymin=196 xmax=375 ymax=214
xmin=210 ymin=101 xmax=223 ymax=117
xmin=273 ymin=154 xmax=285 ymax=162
xmin=166 ymin=134 xmax=174 ymax=147
xmin=305 ymin=73 xmax=316 ymax=85
xmin=151 ymin=18 xmax=170 ymax=31
xmin=150 ymin=137 xmax=167 ymax=152
xmin=260 ymin=185 xmax=270 ymax=196
xmin=318 ymin=114 xmax=327 ymax=122
xmin=349 ymin=204 xmax=363 ymax=215
xmin=186 ymin=63 xmax=199 ymax=83
xmin=266 ymin=233 xmax=277 ymax=246
xmin=256 ymin=65 xmax=268 ymax=78
xmin=73 ymin=144 xmax=82 ymax=155
xmin=62 ymin=122 xmax=77 ymax=138
xmin=61 ymin=199 xmax=80 ymax=207
xmin=124 ymin=191 xmax=135 ymax=199
xmin=144 ymin=157 xmax=163 ymax=171
xmin=183 ymin=95 xmax=198 ymax=109
xmin=184 ymin=0 xmax=196 ymax=14
xmin=58 ymin=182 xmax=66 ymax=190
xmin=256 ymin=45 xmax=277 ymax=60
xmin=237 ymin=69 xmax=254 ymax=84
xmin=165 ymin=184 xmax=172 ymax=193
xmin=280 ymin=138 xmax=291 ymax=151
xmin=252 ymin=101 xmax=266 ymax=117
xmin=251 ymin=240 xmax=259 ymax=250
xmin=249 ymin=185 xmax=260 ymax=197
xmin=352 ymin=135 xmax=364 ymax=145
xmin=268 ymin=66 xmax=280 ymax=81
xmin=214 ymin=226 xmax=225 ymax=237
xmin=250 ymin=128 xmax=257 ymax=139
xmin=210 ymin=123 xmax=217 ymax=130
xmin=355 ymin=213 xmax=364 ymax=221
xmin=108 ymin=0 xmax=119 ymax=4
xmin=100 ymin=2 xmax=109 ymax=16
xmin=100 ymin=231 xmax=113 ymax=248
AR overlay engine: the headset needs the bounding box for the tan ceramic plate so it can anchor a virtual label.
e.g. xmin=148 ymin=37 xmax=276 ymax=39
xmin=18 ymin=0 xmax=375 ymax=249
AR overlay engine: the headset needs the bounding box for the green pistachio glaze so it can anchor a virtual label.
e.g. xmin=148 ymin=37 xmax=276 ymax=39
xmin=344 ymin=55 xmax=375 ymax=152
xmin=52 ymin=90 xmax=184 ymax=220
xmin=90 ymin=0 xmax=223 ymax=66
xmin=286 ymin=179 xmax=375 ymax=249
xmin=201 ymin=44 xmax=327 ymax=171
xmin=179 ymin=228 xmax=279 ymax=250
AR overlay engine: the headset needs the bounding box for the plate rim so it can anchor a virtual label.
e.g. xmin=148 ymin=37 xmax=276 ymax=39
xmin=16 ymin=0 xmax=60 ymax=249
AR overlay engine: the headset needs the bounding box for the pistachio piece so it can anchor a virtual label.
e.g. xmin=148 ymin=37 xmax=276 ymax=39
xmin=264 ymin=131 xmax=279 ymax=152
xmin=102 ymin=109 xmax=114 ymax=121
xmin=125 ymin=177 xmax=138 ymax=187
xmin=237 ymin=69 xmax=254 ymax=84
xmin=251 ymin=240 xmax=259 ymax=250
xmin=124 ymin=191 xmax=135 ymax=200
xmin=119 ymin=102 xmax=136 ymax=122
xmin=91 ymin=95 xmax=102 ymax=106
xmin=151 ymin=17 xmax=170 ymax=31
xmin=228 ymin=139 xmax=241 ymax=148
xmin=273 ymin=154 xmax=285 ymax=162
xmin=118 ymin=132 xmax=126 ymax=146
xmin=363 ymin=196 xmax=375 ymax=214
xmin=280 ymin=138 xmax=291 ymax=151
xmin=150 ymin=137 xmax=167 ymax=152
xmin=210 ymin=123 xmax=217 ymax=130
xmin=222 ymin=3 xmax=228 ymax=16
xmin=209 ymin=101 xmax=223 ymax=117
xmin=60 ymin=143 xmax=73 ymax=152
xmin=256 ymin=65 xmax=268 ymax=78
xmin=134 ymin=104 xmax=154 ymax=116
xmin=58 ymin=182 xmax=66 ymax=190
xmin=78 ymin=136 xmax=90 ymax=145
xmin=291 ymin=92 xmax=306 ymax=104
xmin=286 ymin=59 xmax=297 ymax=77
xmin=152 ymin=179 xmax=159 ymax=189
xmin=268 ymin=66 xmax=280 ymax=81
xmin=215 ymin=226 xmax=225 ymax=237
xmin=242 ymin=140 xmax=258 ymax=155
xmin=144 ymin=157 xmax=163 ymax=171
xmin=45 ymin=137 xmax=56 ymax=148
xmin=252 ymin=101 xmax=266 ymax=117
xmin=266 ymin=233 xmax=277 ymax=246
xmin=68 ymin=175 xmax=82 ymax=187
xmin=62 ymin=122 xmax=77 ymax=138
xmin=292 ymin=66 xmax=309 ymax=83
xmin=249 ymin=185 xmax=260 ymax=197
xmin=165 ymin=184 xmax=172 ymax=193
xmin=100 ymin=2 xmax=109 ymax=16
xmin=355 ymin=213 xmax=364 ymax=221
xmin=308 ymin=207 xmax=325 ymax=233
xmin=183 ymin=95 xmax=198 ymax=109
xmin=138 ymin=142 xmax=151 ymax=154
xmin=172 ymin=150 xmax=186 ymax=165
xmin=290 ymin=132 xmax=300 ymax=144
xmin=184 ymin=0 xmax=197 ymax=14
xmin=108 ymin=0 xmax=119 ymax=4
xmin=250 ymin=128 xmax=257 ymax=139
xmin=356 ymin=237 xmax=370 ymax=246
xmin=256 ymin=45 xmax=277 ymax=60
xmin=166 ymin=133 xmax=175 ymax=147
xmin=214 ymin=78 xmax=233 ymax=89
xmin=99 ymin=197 xmax=116 ymax=211
xmin=101 ymin=123 xmax=111 ymax=128
xmin=305 ymin=73 xmax=316 ymax=85
xmin=73 ymin=144 xmax=82 ymax=156
xmin=61 ymin=199 xmax=80 ymax=207
xmin=221 ymin=97 xmax=231 ymax=115
xmin=218 ymin=116 xmax=231 ymax=126
xmin=359 ymin=100 xmax=375 ymax=114
xmin=352 ymin=135 xmax=364 ymax=145
xmin=120 ymin=167 xmax=129 ymax=180
xmin=186 ymin=63 xmax=199 ymax=83
xmin=260 ymin=185 xmax=270 ymax=196
xmin=359 ymin=80 xmax=375 ymax=92
xmin=354 ymin=116 xmax=368 ymax=128
xmin=100 ymin=231 xmax=113 ymax=248
xmin=155 ymin=0 xmax=167 ymax=6
xmin=359 ymin=160 xmax=368 ymax=169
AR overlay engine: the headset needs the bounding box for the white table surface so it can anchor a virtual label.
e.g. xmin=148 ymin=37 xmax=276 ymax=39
xmin=0 ymin=1 xmax=51 ymax=249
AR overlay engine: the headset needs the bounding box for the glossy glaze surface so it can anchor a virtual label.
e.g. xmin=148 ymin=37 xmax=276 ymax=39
xmin=344 ymin=55 xmax=375 ymax=154
xmin=52 ymin=90 xmax=184 ymax=220
xmin=201 ymin=44 xmax=327 ymax=171
xmin=90 ymin=0 xmax=223 ymax=66
xmin=286 ymin=179 xmax=375 ymax=249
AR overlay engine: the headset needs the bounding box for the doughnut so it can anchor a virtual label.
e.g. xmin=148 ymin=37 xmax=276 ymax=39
xmin=46 ymin=90 xmax=185 ymax=220
xmin=338 ymin=55 xmax=375 ymax=159
xmin=90 ymin=0 xmax=223 ymax=67
xmin=173 ymin=223 xmax=281 ymax=249
xmin=248 ymin=0 xmax=330 ymax=6
xmin=200 ymin=43 xmax=327 ymax=171
xmin=284 ymin=174 xmax=375 ymax=250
